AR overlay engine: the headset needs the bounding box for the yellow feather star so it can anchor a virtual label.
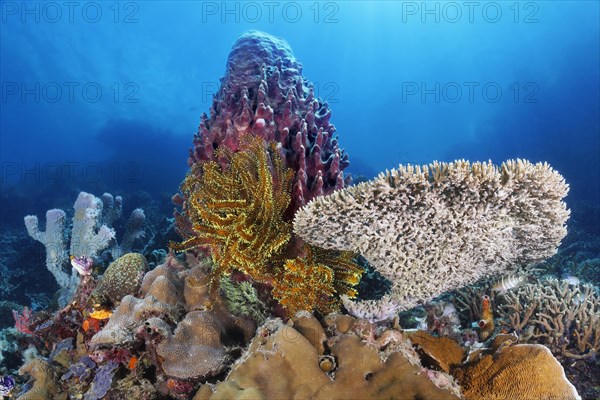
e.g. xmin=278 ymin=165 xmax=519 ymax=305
xmin=171 ymin=134 xmax=363 ymax=314
xmin=170 ymin=135 xmax=294 ymax=288
xmin=272 ymin=245 xmax=363 ymax=315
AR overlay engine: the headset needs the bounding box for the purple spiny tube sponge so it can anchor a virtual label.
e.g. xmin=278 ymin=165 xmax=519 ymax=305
xmin=181 ymin=30 xmax=351 ymax=216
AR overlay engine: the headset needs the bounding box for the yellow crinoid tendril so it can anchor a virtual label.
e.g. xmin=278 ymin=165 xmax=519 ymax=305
xmin=272 ymin=245 xmax=363 ymax=315
xmin=170 ymin=135 xmax=294 ymax=289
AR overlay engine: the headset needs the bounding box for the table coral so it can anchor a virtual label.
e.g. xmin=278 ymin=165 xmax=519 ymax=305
xmin=294 ymin=159 xmax=570 ymax=319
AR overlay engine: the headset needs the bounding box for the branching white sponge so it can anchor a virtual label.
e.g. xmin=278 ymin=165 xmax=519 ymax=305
xmin=70 ymin=192 xmax=115 ymax=258
xmin=24 ymin=192 xmax=116 ymax=306
xmin=24 ymin=209 xmax=71 ymax=289
xmin=293 ymin=159 xmax=570 ymax=319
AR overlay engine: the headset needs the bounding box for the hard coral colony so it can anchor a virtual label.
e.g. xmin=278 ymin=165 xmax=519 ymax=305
xmin=6 ymin=30 xmax=590 ymax=400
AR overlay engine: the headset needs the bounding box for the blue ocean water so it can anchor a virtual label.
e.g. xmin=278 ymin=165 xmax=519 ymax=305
xmin=1 ymin=2 xmax=598 ymax=209
xmin=1 ymin=3 xmax=600 ymax=398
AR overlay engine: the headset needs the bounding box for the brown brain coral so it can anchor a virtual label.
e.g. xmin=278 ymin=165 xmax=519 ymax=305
xmin=90 ymin=252 xmax=148 ymax=306
xmin=193 ymin=314 xmax=582 ymax=400
xmin=452 ymin=344 xmax=581 ymax=400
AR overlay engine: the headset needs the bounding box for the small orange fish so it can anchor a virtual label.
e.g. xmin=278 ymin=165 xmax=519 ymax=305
xmin=472 ymin=295 xmax=495 ymax=340
xmin=166 ymin=379 xmax=177 ymax=389
xmin=128 ymin=356 xmax=138 ymax=370
xmin=89 ymin=309 xmax=112 ymax=320
xmin=82 ymin=317 xmax=101 ymax=333
xmin=478 ymin=295 xmax=495 ymax=340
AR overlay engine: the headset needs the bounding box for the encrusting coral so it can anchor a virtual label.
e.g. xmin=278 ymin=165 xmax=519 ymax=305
xmin=194 ymin=314 xmax=462 ymax=400
xmin=294 ymin=159 xmax=570 ymax=319
xmin=17 ymin=357 xmax=62 ymax=400
xmin=88 ymin=294 xmax=175 ymax=348
xmin=195 ymin=312 xmax=582 ymax=400
xmin=156 ymin=311 xmax=231 ymax=380
xmin=405 ymin=330 xmax=465 ymax=373
xmin=89 ymin=253 xmax=255 ymax=390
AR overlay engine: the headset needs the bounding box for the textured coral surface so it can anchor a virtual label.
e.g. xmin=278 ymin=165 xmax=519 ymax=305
xmin=182 ymin=30 xmax=351 ymax=216
xmin=90 ymin=253 xmax=148 ymax=306
xmin=496 ymin=278 xmax=600 ymax=359
xmin=17 ymin=358 xmax=61 ymax=400
xmin=10 ymin=30 xmax=589 ymax=400
xmin=295 ymin=159 xmax=570 ymax=316
xmin=453 ymin=344 xmax=581 ymax=400
xmin=195 ymin=314 xmax=461 ymax=400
